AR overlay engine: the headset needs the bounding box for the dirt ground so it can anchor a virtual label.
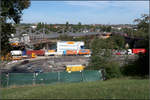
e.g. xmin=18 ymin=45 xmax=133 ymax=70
xmin=0 ymin=55 xmax=138 ymax=73
xmin=0 ymin=56 xmax=90 ymax=73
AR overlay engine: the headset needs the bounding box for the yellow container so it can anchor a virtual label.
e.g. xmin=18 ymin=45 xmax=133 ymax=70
xmin=48 ymin=50 xmax=55 ymax=52
xmin=31 ymin=53 xmax=36 ymax=58
xmin=66 ymin=65 xmax=85 ymax=72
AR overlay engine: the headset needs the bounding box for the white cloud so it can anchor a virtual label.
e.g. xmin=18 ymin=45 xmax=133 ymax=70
xmin=64 ymin=1 xmax=110 ymax=9
xmin=65 ymin=1 xmax=149 ymax=10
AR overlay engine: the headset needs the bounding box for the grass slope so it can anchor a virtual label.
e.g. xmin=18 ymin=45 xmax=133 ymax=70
xmin=1 ymin=78 xmax=149 ymax=99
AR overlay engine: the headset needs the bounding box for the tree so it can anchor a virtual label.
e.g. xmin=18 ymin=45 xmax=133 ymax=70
xmin=1 ymin=0 xmax=30 ymax=23
xmin=122 ymin=14 xmax=149 ymax=77
xmin=1 ymin=0 xmax=30 ymax=55
xmin=133 ymin=14 xmax=149 ymax=38
xmin=88 ymin=37 xmax=113 ymax=69
xmin=88 ymin=37 xmax=121 ymax=79
xmin=66 ymin=21 xmax=69 ymax=27
xmin=110 ymin=34 xmax=125 ymax=49
xmin=78 ymin=22 xmax=81 ymax=26
xmin=106 ymin=26 xmax=112 ymax=32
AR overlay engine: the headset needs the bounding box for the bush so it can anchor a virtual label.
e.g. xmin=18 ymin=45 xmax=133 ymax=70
xmin=121 ymin=52 xmax=149 ymax=77
xmin=103 ymin=62 xmax=122 ymax=79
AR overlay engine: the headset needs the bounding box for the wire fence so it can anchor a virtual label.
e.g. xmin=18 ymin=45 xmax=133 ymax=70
xmin=0 ymin=70 xmax=103 ymax=87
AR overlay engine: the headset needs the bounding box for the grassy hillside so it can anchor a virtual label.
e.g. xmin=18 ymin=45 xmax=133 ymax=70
xmin=1 ymin=78 xmax=149 ymax=99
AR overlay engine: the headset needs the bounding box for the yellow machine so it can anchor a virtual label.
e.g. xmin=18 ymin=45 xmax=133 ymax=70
xmin=66 ymin=65 xmax=85 ymax=72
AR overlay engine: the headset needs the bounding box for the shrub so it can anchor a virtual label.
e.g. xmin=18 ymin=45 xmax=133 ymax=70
xmin=103 ymin=62 xmax=122 ymax=79
xmin=121 ymin=51 xmax=149 ymax=77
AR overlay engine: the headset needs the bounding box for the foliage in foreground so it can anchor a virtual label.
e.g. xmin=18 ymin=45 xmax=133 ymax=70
xmin=1 ymin=78 xmax=149 ymax=99
xmin=1 ymin=0 xmax=30 ymax=55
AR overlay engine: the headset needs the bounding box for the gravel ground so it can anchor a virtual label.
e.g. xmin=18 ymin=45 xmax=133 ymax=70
xmin=0 ymin=55 xmax=138 ymax=73
xmin=1 ymin=56 xmax=90 ymax=73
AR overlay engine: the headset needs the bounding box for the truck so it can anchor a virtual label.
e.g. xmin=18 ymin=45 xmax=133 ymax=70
xmin=10 ymin=50 xmax=23 ymax=60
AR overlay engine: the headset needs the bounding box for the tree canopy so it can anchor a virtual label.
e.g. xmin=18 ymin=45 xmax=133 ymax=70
xmin=1 ymin=0 xmax=30 ymax=23
xmin=1 ymin=0 xmax=30 ymax=55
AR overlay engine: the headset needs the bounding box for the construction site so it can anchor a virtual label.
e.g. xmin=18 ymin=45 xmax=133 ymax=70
xmin=1 ymin=27 xmax=142 ymax=74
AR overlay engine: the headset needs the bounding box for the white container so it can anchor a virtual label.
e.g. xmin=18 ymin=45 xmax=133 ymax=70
xmin=57 ymin=41 xmax=84 ymax=54
xmin=45 ymin=52 xmax=57 ymax=56
xmin=127 ymin=49 xmax=134 ymax=55
xmin=11 ymin=50 xmax=22 ymax=56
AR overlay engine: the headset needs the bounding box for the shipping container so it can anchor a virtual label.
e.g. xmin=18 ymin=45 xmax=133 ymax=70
xmin=66 ymin=50 xmax=77 ymax=55
xmin=66 ymin=65 xmax=85 ymax=72
xmin=127 ymin=49 xmax=134 ymax=55
xmin=26 ymin=50 xmax=45 ymax=56
xmin=132 ymin=49 xmax=146 ymax=54
xmin=57 ymin=41 xmax=84 ymax=54
xmin=22 ymin=50 xmax=26 ymax=56
xmin=48 ymin=50 xmax=55 ymax=52
xmin=78 ymin=49 xmax=90 ymax=55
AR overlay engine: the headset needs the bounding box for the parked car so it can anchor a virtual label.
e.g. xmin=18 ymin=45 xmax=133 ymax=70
xmin=34 ymin=68 xmax=43 ymax=73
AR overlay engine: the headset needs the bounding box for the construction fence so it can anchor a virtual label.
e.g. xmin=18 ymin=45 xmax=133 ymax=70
xmin=0 ymin=70 xmax=103 ymax=87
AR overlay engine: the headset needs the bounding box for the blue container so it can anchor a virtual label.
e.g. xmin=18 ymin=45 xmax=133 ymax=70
xmin=80 ymin=50 xmax=87 ymax=53
xmin=63 ymin=50 xmax=66 ymax=55
xmin=22 ymin=50 xmax=26 ymax=55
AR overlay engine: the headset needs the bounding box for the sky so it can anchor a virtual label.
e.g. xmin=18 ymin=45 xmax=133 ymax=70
xmin=20 ymin=1 xmax=149 ymax=25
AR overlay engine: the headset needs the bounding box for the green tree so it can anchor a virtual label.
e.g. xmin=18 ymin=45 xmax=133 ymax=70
xmin=133 ymin=14 xmax=149 ymax=38
xmin=111 ymin=34 xmax=125 ymax=49
xmin=87 ymin=37 xmax=122 ymax=79
xmin=122 ymin=14 xmax=149 ymax=77
xmin=1 ymin=0 xmax=30 ymax=55
xmin=78 ymin=22 xmax=82 ymax=26
xmin=88 ymin=37 xmax=113 ymax=69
